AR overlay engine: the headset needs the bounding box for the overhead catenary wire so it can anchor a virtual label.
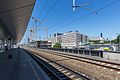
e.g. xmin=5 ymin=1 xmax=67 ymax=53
xmin=48 ymin=12 xmax=76 ymax=32
xmin=49 ymin=0 xmax=96 ymax=32
xmin=27 ymin=0 xmax=50 ymax=41
xmin=49 ymin=0 xmax=120 ymax=33
xmin=73 ymin=0 xmax=97 ymax=12
xmin=38 ymin=0 xmax=49 ymax=17
xmin=29 ymin=0 xmax=120 ymax=41
xmin=34 ymin=0 xmax=58 ymax=34
xmin=64 ymin=0 xmax=120 ymax=27
xmin=37 ymin=0 xmax=58 ymax=40
xmin=40 ymin=0 xmax=58 ymax=23
xmin=30 ymin=0 xmax=49 ymax=29
xmin=34 ymin=0 xmax=48 ymax=23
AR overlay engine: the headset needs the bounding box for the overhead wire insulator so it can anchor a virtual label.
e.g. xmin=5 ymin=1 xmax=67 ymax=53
xmin=72 ymin=0 xmax=97 ymax=14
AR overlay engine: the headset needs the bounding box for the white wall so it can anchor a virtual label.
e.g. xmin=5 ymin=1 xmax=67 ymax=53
xmin=103 ymin=52 xmax=120 ymax=60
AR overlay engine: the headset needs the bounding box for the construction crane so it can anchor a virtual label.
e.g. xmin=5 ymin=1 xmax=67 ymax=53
xmin=37 ymin=27 xmax=49 ymax=41
xmin=72 ymin=0 xmax=97 ymax=14
xmin=27 ymin=16 xmax=49 ymax=43
xmin=28 ymin=17 xmax=42 ymax=42
xmin=28 ymin=26 xmax=43 ymax=42
xmin=32 ymin=17 xmax=41 ymax=24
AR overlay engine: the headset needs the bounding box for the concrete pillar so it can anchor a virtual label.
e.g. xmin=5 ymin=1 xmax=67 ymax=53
xmin=75 ymin=50 xmax=78 ymax=54
xmin=0 ymin=44 xmax=1 ymax=51
xmin=77 ymin=50 xmax=79 ymax=54
xmin=89 ymin=51 xmax=91 ymax=56
xmin=72 ymin=49 xmax=74 ymax=53
xmin=65 ymin=49 xmax=66 ymax=52
xmin=73 ymin=49 xmax=75 ymax=53
xmin=67 ymin=49 xmax=68 ymax=53
xmin=79 ymin=50 xmax=81 ymax=54
xmin=68 ymin=49 xmax=70 ymax=53
xmin=63 ymin=49 xmax=65 ymax=52
xmin=60 ymin=49 xmax=61 ymax=51
xmin=99 ymin=51 xmax=103 ymax=57
xmin=2 ymin=39 xmax=5 ymax=50
xmin=83 ymin=50 xmax=85 ymax=55
xmin=69 ymin=49 xmax=71 ymax=53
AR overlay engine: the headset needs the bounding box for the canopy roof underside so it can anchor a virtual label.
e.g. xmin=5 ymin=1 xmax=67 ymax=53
xmin=0 ymin=0 xmax=36 ymax=42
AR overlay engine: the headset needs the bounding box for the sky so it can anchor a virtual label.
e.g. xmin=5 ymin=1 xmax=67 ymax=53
xmin=21 ymin=0 xmax=120 ymax=43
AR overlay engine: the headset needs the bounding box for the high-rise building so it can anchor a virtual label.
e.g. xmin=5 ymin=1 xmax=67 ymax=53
xmin=100 ymin=33 xmax=103 ymax=37
xmin=61 ymin=31 xmax=89 ymax=48
xmin=51 ymin=33 xmax=63 ymax=47
xmin=51 ymin=31 xmax=89 ymax=48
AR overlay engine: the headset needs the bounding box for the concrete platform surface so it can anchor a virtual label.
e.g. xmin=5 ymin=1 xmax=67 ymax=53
xmin=0 ymin=48 xmax=50 ymax=80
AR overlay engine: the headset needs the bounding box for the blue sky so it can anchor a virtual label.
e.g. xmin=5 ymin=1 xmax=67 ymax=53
xmin=21 ymin=0 xmax=120 ymax=43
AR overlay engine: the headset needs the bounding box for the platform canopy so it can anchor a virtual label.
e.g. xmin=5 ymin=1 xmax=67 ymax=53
xmin=0 ymin=0 xmax=36 ymax=43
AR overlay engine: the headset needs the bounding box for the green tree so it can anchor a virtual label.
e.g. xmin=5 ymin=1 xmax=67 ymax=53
xmin=111 ymin=39 xmax=117 ymax=44
xmin=104 ymin=40 xmax=111 ymax=44
xmin=53 ymin=43 xmax=61 ymax=48
xmin=89 ymin=40 xmax=101 ymax=44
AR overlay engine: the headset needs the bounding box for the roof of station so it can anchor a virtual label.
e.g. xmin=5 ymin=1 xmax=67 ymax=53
xmin=0 ymin=0 xmax=36 ymax=42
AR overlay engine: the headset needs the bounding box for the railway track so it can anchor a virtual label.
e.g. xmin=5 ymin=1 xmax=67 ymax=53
xmin=38 ymin=49 xmax=120 ymax=71
xmin=24 ymin=49 xmax=90 ymax=80
xmin=25 ymin=48 xmax=120 ymax=80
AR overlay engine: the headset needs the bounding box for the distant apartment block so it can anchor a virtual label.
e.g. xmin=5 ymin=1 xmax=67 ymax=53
xmin=51 ymin=33 xmax=63 ymax=47
xmin=61 ymin=31 xmax=89 ymax=48
xmin=90 ymin=36 xmax=105 ymax=43
xmin=90 ymin=36 xmax=104 ymax=41
xmin=51 ymin=31 xmax=89 ymax=48
xmin=90 ymin=33 xmax=105 ymax=42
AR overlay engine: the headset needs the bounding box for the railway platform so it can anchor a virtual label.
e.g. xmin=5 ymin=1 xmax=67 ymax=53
xmin=0 ymin=48 xmax=50 ymax=80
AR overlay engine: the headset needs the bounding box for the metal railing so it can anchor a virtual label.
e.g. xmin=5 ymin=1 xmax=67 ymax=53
xmin=46 ymin=48 xmax=103 ymax=57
